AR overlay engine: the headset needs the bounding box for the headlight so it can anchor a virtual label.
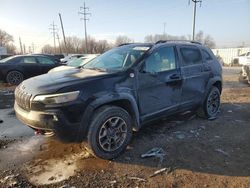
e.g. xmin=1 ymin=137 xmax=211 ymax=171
xmin=33 ymin=91 xmax=80 ymax=104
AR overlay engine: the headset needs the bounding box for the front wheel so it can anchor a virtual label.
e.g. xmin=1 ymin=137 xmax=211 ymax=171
xmin=197 ymin=86 xmax=221 ymax=119
xmin=87 ymin=106 xmax=132 ymax=159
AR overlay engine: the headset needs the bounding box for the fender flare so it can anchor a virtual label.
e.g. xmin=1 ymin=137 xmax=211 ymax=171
xmin=203 ymin=76 xmax=222 ymax=102
xmin=80 ymin=92 xmax=140 ymax=135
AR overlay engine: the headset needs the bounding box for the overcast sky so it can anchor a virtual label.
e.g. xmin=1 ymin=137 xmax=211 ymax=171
xmin=0 ymin=0 xmax=250 ymax=52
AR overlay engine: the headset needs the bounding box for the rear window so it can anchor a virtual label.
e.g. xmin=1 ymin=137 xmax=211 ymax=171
xmin=37 ymin=57 xmax=55 ymax=65
xmin=180 ymin=47 xmax=202 ymax=66
xmin=202 ymin=49 xmax=213 ymax=61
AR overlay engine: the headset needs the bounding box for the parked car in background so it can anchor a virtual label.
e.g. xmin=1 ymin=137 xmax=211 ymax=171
xmin=231 ymin=52 xmax=250 ymax=66
xmin=33 ymin=53 xmax=64 ymax=64
xmin=48 ymin=54 xmax=99 ymax=73
xmin=60 ymin=54 xmax=84 ymax=63
xmin=0 ymin=55 xmax=61 ymax=85
xmin=239 ymin=63 xmax=250 ymax=84
xmin=0 ymin=54 xmax=13 ymax=60
xmin=14 ymin=41 xmax=222 ymax=159
xmin=54 ymin=54 xmax=65 ymax=61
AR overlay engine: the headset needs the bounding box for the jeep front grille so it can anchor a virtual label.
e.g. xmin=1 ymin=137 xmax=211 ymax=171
xmin=15 ymin=87 xmax=32 ymax=111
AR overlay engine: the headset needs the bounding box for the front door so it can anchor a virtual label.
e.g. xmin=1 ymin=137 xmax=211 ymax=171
xmin=137 ymin=46 xmax=182 ymax=121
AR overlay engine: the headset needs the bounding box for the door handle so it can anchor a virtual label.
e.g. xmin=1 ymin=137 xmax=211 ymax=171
xmin=169 ymin=74 xmax=181 ymax=80
xmin=203 ymin=65 xmax=211 ymax=72
xmin=166 ymin=73 xmax=182 ymax=84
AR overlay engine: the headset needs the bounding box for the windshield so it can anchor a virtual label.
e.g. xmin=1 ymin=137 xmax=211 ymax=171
xmin=0 ymin=56 xmax=15 ymax=63
xmin=83 ymin=45 xmax=150 ymax=71
xmin=67 ymin=58 xmax=84 ymax=67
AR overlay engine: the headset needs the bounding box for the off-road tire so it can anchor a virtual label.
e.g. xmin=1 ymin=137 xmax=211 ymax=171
xmin=87 ymin=105 xmax=132 ymax=159
xmin=197 ymin=86 xmax=221 ymax=119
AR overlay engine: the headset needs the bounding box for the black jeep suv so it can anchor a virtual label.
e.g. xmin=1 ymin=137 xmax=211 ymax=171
xmin=14 ymin=41 xmax=222 ymax=159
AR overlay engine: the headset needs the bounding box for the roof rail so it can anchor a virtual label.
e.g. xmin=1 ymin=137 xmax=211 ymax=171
xmin=155 ymin=40 xmax=202 ymax=45
xmin=118 ymin=43 xmax=134 ymax=47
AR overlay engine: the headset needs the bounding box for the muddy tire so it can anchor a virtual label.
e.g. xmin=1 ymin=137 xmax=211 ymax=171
xmin=197 ymin=86 xmax=221 ymax=119
xmin=6 ymin=71 xmax=24 ymax=85
xmin=87 ymin=105 xmax=132 ymax=159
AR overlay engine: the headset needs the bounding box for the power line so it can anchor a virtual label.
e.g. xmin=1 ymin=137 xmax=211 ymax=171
xmin=78 ymin=2 xmax=91 ymax=53
xmin=189 ymin=0 xmax=202 ymax=40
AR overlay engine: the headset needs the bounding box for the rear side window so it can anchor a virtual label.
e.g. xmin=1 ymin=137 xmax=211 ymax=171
xmin=21 ymin=57 xmax=37 ymax=64
xmin=202 ymin=49 xmax=213 ymax=61
xmin=37 ymin=57 xmax=55 ymax=65
xmin=144 ymin=46 xmax=176 ymax=73
xmin=180 ymin=47 xmax=202 ymax=66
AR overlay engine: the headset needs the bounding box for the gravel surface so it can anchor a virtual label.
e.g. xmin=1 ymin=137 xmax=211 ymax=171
xmin=0 ymin=67 xmax=249 ymax=188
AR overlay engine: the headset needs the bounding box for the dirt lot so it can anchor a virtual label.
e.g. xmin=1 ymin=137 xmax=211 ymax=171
xmin=0 ymin=67 xmax=250 ymax=188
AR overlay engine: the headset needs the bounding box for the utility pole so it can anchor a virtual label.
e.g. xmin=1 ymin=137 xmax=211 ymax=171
xmin=56 ymin=33 xmax=62 ymax=54
xmin=23 ymin=44 xmax=26 ymax=54
xmin=163 ymin=22 xmax=166 ymax=35
xmin=49 ymin=21 xmax=57 ymax=53
xmin=78 ymin=2 xmax=91 ymax=54
xmin=19 ymin=37 xmax=23 ymax=54
xmin=190 ymin=0 xmax=202 ymax=40
xmin=58 ymin=13 xmax=67 ymax=53
xmin=32 ymin=43 xmax=35 ymax=53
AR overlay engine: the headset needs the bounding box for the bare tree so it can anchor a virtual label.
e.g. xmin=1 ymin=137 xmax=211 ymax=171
xmin=95 ymin=40 xmax=111 ymax=53
xmin=41 ymin=44 xmax=54 ymax=54
xmin=203 ymin=35 xmax=216 ymax=48
xmin=144 ymin=34 xmax=187 ymax=43
xmin=65 ymin=36 xmax=83 ymax=53
xmin=5 ymin=44 xmax=16 ymax=54
xmin=115 ymin=35 xmax=133 ymax=46
xmin=195 ymin=31 xmax=204 ymax=43
xmin=0 ymin=29 xmax=16 ymax=54
xmin=195 ymin=30 xmax=216 ymax=48
xmin=0 ymin=29 xmax=13 ymax=46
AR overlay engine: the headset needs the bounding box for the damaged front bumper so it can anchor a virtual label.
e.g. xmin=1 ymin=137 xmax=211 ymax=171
xmin=14 ymin=102 xmax=82 ymax=135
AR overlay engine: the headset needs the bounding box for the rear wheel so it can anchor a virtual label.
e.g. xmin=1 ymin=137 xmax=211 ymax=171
xmin=197 ymin=86 xmax=221 ymax=119
xmin=87 ymin=105 xmax=132 ymax=159
xmin=6 ymin=71 xmax=23 ymax=85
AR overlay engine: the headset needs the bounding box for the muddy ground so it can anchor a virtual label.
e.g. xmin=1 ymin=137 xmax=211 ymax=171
xmin=0 ymin=67 xmax=249 ymax=188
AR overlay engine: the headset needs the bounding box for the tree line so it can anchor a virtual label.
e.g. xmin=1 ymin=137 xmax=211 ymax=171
xmin=0 ymin=28 xmax=216 ymax=55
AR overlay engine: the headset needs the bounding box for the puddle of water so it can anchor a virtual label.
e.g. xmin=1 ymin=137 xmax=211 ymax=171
xmin=0 ymin=134 xmax=109 ymax=186
xmin=0 ymin=136 xmax=45 ymax=170
xmin=27 ymin=158 xmax=77 ymax=185
xmin=25 ymin=150 xmax=92 ymax=185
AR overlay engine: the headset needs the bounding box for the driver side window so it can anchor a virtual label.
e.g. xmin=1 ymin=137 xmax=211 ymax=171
xmin=143 ymin=46 xmax=176 ymax=73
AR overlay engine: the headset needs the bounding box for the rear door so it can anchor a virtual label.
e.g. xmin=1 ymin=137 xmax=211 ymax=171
xmin=19 ymin=56 xmax=40 ymax=78
xmin=36 ymin=56 xmax=58 ymax=73
xmin=137 ymin=45 xmax=182 ymax=121
xmin=177 ymin=45 xmax=211 ymax=108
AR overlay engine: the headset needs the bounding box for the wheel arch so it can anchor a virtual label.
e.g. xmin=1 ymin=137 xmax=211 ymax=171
xmin=80 ymin=93 xmax=140 ymax=136
xmin=213 ymin=80 xmax=222 ymax=94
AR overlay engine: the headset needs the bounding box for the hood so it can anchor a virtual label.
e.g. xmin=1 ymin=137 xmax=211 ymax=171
xmin=48 ymin=65 xmax=75 ymax=73
xmin=20 ymin=68 xmax=109 ymax=95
